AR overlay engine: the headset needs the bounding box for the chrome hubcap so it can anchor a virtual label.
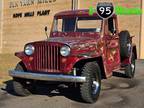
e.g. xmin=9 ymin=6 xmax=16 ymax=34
xmin=92 ymin=81 xmax=99 ymax=95
xmin=127 ymin=43 xmax=131 ymax=52
xmin=131 ymin=63 xmax=135 ymax=73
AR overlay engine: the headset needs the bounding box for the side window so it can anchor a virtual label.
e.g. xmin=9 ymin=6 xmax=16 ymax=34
xmin=108 ymin=17 xmax=116 ymax=34
xmin=53 ymin=19 xmax=62 ymax=32
xmin=57 ymin=19 xmax=63 ymax=32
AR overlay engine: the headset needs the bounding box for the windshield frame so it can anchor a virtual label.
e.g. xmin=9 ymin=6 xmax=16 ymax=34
xmin=52 ymin=16 xmax=103 ymax=33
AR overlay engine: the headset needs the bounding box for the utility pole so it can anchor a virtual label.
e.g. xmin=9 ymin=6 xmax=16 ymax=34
xmin=140 ymin=1 xmax=144 ymax=59
xmin=72 ymin=0 xmax=79 ymax=10
xmin=0 ymin=0 xmax=3 ymax=53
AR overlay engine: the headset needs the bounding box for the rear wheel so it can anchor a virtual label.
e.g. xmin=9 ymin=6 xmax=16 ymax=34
xmin=125 ymin=53 xmax=136 ymax=78
xmin=13 ymin=62 xmax=35 ymax=96
xmin=119 ymin=30 xmax=131 ymax=60
xmin=80 ymin=62 xmax=101 ymax=103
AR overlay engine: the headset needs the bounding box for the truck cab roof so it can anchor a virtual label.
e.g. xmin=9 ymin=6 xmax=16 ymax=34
xmin=54 ymin=9 xmax=117 ymax=18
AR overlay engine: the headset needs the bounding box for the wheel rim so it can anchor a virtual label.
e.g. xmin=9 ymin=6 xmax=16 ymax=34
xmin=127 ymin=43 xmax=131 ymax=53
xmin=131 ymin=54 xmax=135 ymax=74
xmin=131 ymin=63 xmax=135 ymax=72
xmin=92 ymin=80 xmax=99 ymax=95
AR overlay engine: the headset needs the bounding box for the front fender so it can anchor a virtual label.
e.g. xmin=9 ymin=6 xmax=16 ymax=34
xmin=63 ymin=51 xmax=102 ymax=73
xmin=61 ymin=56 xmax=88 ymax=72
xmin=15 ymin=52 xmax=33 ymax=70
xmin=15 ymin=51 xmax=90 ymax=73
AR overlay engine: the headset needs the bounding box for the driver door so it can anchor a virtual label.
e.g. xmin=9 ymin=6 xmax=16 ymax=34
xmin=104 ymin=16 xmax=121 ymax=75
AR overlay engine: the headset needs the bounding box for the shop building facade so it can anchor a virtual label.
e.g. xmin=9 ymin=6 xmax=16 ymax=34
xmin=0 ymin=0 xmax=143 ymax=59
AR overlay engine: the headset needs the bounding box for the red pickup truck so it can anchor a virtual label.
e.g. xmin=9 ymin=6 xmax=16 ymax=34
xmin=9 ymin=9 xmax=137 ymax=103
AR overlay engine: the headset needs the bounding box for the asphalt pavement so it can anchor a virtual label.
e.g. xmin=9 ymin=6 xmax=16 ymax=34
xmin=0 ymin=60 xmax=144 ymax=108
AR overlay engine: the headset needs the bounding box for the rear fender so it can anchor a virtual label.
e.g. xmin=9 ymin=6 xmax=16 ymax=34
xmin=132 ymin=44 xmax=137 ymax=59
xmin=130 ymin=36 xmax=137 ymax=59
xmin=121 ymin=44 xmax=137 ymax=65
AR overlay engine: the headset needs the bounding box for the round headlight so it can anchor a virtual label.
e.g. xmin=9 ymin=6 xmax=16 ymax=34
xmin=24 ymin=45 xmax=35 ymax=56
xmin=60 ymin=46 xmax=71 ymax=57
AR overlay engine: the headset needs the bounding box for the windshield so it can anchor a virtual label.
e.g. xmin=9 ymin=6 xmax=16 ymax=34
xmin=53 ymin=17 xmax=102 ymax=33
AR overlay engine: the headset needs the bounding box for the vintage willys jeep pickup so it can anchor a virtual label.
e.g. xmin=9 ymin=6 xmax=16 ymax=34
xmin=9 ymin=9 xmax=137 ymax=103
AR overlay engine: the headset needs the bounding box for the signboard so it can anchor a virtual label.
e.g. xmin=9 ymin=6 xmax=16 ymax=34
xmin=9 ymin=0 xmax=56 ymax=18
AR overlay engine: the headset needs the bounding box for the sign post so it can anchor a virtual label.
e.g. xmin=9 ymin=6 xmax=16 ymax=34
xmin=140 ymin=1 xmax=144 ymax=59
xmin=72 ymin=0 xmax=79 ymax=10
xmin=0 ymin=0 xmax=3 ymax=53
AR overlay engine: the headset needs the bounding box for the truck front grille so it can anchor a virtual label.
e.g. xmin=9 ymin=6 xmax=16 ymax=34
xmin=31 ymin=43 xmax=61 ymax=73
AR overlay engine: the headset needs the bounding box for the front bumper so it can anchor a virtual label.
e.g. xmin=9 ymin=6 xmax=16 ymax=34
xmin=9 ymin=70 xmax=86 ymax=83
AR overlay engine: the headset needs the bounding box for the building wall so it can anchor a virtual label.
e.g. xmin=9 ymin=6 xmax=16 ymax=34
xmin=0 ymin=0 xmax=2 ymax=53
xmin=1 ymin=0 xmax=142 ymax=58
xmin=140 ymin=0 xmax=144 ymax=59
xmin=2 ymin=0 xmax=71 ymax=53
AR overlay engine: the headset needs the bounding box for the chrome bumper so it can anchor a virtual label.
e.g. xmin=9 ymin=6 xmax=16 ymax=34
xmin=9 ymin=70 xmax=86 ymax=83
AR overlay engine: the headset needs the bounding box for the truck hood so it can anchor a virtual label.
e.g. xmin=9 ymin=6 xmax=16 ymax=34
xmin=47 ymin=37 xmax=98 ymax=47
xmin=26 ymin=36 xmax=101 ymax=57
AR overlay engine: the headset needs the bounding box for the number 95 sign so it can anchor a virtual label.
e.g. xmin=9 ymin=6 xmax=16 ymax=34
xmin=97 ymin=2 xmax=114 ymax=19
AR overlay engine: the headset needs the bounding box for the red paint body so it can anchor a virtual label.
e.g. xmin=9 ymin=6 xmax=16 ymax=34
xmin=15 ymin=10 xmax=136 ymax=78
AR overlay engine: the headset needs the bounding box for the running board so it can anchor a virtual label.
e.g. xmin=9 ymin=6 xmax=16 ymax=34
xmin=112 ymin=67 xmax=126 ymax=73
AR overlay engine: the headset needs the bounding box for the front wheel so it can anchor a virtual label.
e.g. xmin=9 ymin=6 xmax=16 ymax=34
xmin=80 ymin=62 xmax=101 ymax=103
xmin=13 ymin=62 xmax=35 ymax=96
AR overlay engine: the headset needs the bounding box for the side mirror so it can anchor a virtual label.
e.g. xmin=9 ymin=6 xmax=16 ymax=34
xmin=45 ymin=26 xmax=48 ymax=32
xmin=45 ymin=26 xmax=48 ymax=39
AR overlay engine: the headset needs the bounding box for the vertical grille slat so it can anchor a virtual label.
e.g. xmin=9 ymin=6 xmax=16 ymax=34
xmin=53 ymin=46 xmax=56 ymax=69
xmin=42 ymin=45 xmax=44 ymax=68
xmin=45 ymin=43 xmax=47 ymax=69
xmin=50 ymin=45 xmax=52 ymax=71
xmin=48 ymin=45 xmax=50 ymax=70
xmin=39 ymin=46 xmax=41 ymax=70
xmin=38 ymin=46 xmax=40 ymax=70
xmin=56 ymin=48 xmax=58 ymax=69
xmin=32 ymin=43 xmax=61 ymax=73
xmin=58 ymin=47 xmax=61 ymax=70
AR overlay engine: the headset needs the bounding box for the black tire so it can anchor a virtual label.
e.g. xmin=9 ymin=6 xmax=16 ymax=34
xmin=80 ymin=62 xmax=101 ymax=103
xmin=13 ymin=62 xmax=34 ymax=96
xmin=125 ymin=53 xmax=136 ymax=78
xmin=119 ymin=30 xmax=131 ymax=59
